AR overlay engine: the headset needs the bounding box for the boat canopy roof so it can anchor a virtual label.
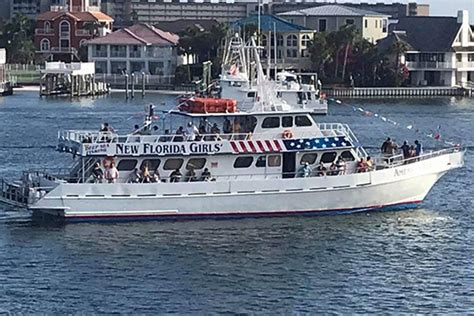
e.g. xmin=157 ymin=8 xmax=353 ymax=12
xmin=168 ymin=109 xmax=317 ymax=118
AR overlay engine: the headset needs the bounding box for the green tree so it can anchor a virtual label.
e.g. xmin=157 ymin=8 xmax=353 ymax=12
xmin=0 ymin=13 xmax=35 ymax=64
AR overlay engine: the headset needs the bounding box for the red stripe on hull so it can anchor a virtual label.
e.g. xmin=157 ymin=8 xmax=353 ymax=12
xmin=256 ymin=140 xmax=266 ymax=152
xmin=230 ymin=141 xmax=239 ymax=153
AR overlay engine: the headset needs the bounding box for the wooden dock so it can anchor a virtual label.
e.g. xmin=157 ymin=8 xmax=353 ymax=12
xmin=322 ymin=86 xmax=467 ymax=98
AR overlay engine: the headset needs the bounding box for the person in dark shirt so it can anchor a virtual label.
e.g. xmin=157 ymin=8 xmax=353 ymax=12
xmin=169 ymin=168 xmax=182 ymax=183
xmin=401 ymin=141 xmax=410 ymax=160
xmin=92 ymin=162 xmax=104 ymax=183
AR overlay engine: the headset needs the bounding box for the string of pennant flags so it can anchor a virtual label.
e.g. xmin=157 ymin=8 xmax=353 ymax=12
xmin=328 ymin=98 xmax=460 ymax=147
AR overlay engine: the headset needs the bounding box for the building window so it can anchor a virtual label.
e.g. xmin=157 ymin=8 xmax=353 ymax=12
xmin=301 ymin=34 xmax=311 ymax=47
xmin=149 ymin=62 xmax=164 ymax=75
xmin=375 ymin=20 xmax=378 ymax=28
xmin=110 ymin=61 xmax=127 ymax=74
xmin=130 ymin=61 xmax=145 ymax=74
xmin=286 ymin=49 xmax=298 ymax=58
xmin=130 ymin=45 xmax=141 ymax=58
xmin=59 ymin=20 xmax=70 ymax=37
xmin=364 ymin=19 xmax=368 ymax=28
xmin=60 ymin=39 xmax=69 ymax=49
xmin=110 ymin=45 xmax=127 ymax=58
xmin=79 ymin=39 xmax=87 ymax=47
xmin=286 ymin=34 xmax=298 ymax=47
xmin=406 ymin=54 xmax=417 ymax=62
xmin=382 ymin=19 xmax=387 ymax=33
xmin=92 ymin=45 xmax=107 ymax=57
xmin=44 ymin=21 xmax=51 ymax=33
xmin=40 ymin=38 xmax=50 ymax=51
xmin=346 ymin=19 xmax=354 ymax=25
xmin=277 ymin=35 xmax=284 ymax=46
xmin=456 ymin=54 xmax=462 ymax=62
xmin=318 ymin=19 xmax=327 ymax=32
xmin=301 ymin=49 xmax=310 ymax=57
xmin=94 ymin=61 xmax=107 ymax=74
xmin=261 ymin=34 xmax=267 ymax=46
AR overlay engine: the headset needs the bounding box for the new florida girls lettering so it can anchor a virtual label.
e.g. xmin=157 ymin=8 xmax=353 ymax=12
xmin=115 ymin=142 xmax=223 ymax=156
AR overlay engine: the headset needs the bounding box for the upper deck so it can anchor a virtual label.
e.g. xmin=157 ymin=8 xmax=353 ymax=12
xmin=58 ymin=121 xmax=359 ymax=158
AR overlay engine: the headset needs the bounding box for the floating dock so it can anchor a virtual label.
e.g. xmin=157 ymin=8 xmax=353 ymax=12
xmin=39 ymin=62 xmax=109 ymax=97
xmin=323 ymin=86 xmax=466 ymax=98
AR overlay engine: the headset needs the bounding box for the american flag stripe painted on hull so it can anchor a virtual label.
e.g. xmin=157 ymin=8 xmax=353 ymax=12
xmin=230 ymin=141 xmax=240 ymax=153
xmin=256 ymin=140 xmax=266 ymax=152
xmin=247 ymin=141 xmax=257 ymax=153
xmin=238 ymin=141 xmax=248 ymax=153
xmin=273 ymin=140 xmax=282 ymax=151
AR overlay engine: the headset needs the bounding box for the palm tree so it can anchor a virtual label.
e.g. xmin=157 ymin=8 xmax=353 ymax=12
xmin=340 ymin=25 xmax=359 ymax=81
xmin=84 ymin=21 xmax=102 ymax=38
xmin=391 ymin=41 xmax=408 ymax=86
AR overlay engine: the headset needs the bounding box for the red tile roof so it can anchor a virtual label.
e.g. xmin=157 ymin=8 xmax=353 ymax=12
xmin=87 ymin=23 xmax=179 ymax=46
xmin=36 ymin=11 xmax=113 ymax=22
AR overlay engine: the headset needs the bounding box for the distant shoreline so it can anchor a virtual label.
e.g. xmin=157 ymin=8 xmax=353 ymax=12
xmin=12 ymin=85 xmax=187 ymax=95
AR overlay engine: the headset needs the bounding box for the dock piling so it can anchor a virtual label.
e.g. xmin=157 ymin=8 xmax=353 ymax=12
xmin=125 ymin=74 xmax=129 ymax=99
xmin=131 ymin=73 xmax=135 ymax=98
xmin=141 ymin=72 xmax=145 ymax=97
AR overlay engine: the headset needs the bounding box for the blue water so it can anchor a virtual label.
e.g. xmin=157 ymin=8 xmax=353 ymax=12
xmin=0 ymin=92 xmax=472 ymax=313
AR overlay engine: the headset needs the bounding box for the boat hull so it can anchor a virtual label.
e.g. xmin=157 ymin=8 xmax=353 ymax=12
xmin=28 ymin=150 xmax=463 ymax=222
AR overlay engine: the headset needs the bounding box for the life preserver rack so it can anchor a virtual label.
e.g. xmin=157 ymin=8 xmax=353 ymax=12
xmin=179 ymin=97 xmax=237 ymax=114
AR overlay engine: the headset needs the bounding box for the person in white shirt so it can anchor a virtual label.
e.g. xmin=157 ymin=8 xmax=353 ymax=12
xmin=105 ymin=162 xmax=119 ymax=183
xmin=185 ymin=121 xmax=199 ymax=141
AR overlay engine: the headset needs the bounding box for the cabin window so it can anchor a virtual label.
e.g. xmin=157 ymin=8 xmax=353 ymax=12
xmin=268 ymin=155 xmax=281 ymax=167
xmin=164 ymin=158 xmax=184 ymax=170
xmin=247 ymin=91 xmax=256 ymax=98
xmin=117 ymin=159 xmax=137 ymax=171
xmin=233 ymin=156 xmax=253 ymax=168
xmin=282 ymin=116 xmax=293 ymax=128
xmin=301 ymin=153 xmax=318 ymax=165
xmin=295 ymin=115 xmax=312 ymax=127
xmin=340 ymin=151 xmax=355 ymax=161
xmin=140 ymin=159 xmax=161 ymax=171
xmin=186 ymin=158 xmax=206 ymax=170
xmin=256 ymin=156 xmax=266 ymax=168
xmin=262 ymin=117 xmax=280 ymax=128
xmin=321 ymin=152 xmax=337 ymax=163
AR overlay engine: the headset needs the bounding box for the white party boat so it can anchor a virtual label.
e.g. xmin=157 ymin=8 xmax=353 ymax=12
xmin=217 ymin=35 xmax=328 ymax=115
xmin=0 ymin=96 xmax=464 ymax=222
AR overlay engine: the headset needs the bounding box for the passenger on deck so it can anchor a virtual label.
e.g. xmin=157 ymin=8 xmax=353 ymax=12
xmin=223 ymin=117 xmax=232 ymax=134
xmin=152 ymin=170 xmax=160 ymax=183
xmin=199 ymin=118 xmax=209 ymax=134
xmin=200 ymin=168 xmax=212 ymax=181
xmin=316 ymin=162 xmax=326 ymax=177
xmin=366 ymin=156 xmax=374 ymax=171
xmin=357 ymin=158 xmax=368 ymax=173
xmin=185 ymin=168 xmax=198 ymax=182
xmin=381 ymin=137 xmax=394 ymax=155
xmin=328 ymin=162 xmax=339 ymax=176
xmin=91 ymin=162 xmax=104 ymax=183
xmin=169 ymin=168 xmax=182 ymax=183
xmin=210 ymin=123 xmax=221 ymax=141
xmin=415 ymin=140 xmax=423 ymax=156
xmin=297 ymin=162 xmax=312 ymax=178
xmin=409 ymin=145 xmax=416 ymax=158
xmin=401 ymin=141 xmax=410 ymax=160
xmin=336 ymin=157 xmax=346 ymax=175
xmin=128 ymin=168 xmax=142 ymax=183
xmin=174 ymin=126 xmax=185 ymax=142
xmin=105 ymin=162 xmax=119 ymax=183
xmin=185 ymin=121 xmax=199 ymax=141
xmin=142 ymin=165 xmax=151 ymax=183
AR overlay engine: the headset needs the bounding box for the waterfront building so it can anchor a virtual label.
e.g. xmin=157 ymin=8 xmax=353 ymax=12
xmin=232 ymin=15 xmax=315 ymax=72
xmin=86 ymin=23 xmax=180 ymax=80
xmin=379 ymin=10 xmax=474 ymax=87
xmin=278 ymin=5 xmax=389 ymax=44
xmin=271 ymin=2 xmax=429 ymax=20
xmin=34 ymin=0 xmax=113 ymax=62
xmin=5 ymin=0 xmax=102 ymax=20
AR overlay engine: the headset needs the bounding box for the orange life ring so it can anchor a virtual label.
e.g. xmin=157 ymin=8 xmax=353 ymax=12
xmin=102 ymin=156 xmax=114 ymax=168
xmin=282 ymin=129 xmax=293 ymax=139
xmin=320 ymin=93 xmax=326 ymax=99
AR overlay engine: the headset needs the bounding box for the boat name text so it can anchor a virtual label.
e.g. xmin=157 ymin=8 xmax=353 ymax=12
xmin=114 ymin=142 xmax=223 ymax=155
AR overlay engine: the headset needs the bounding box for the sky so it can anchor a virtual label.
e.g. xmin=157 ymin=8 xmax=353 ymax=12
xmin=334 ymin=0 xmax=474 ymax=22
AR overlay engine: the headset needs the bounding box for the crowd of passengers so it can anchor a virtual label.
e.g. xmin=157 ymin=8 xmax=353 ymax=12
xmin=90 ymin=161 xmax=214 ymax=184
xmin=81 ymin=117 xmax=257 ymax=144
xmin=296 ymin=156 xmax=375 ymax=178
xmin=381 ymin=137 xmax=423 ymax=161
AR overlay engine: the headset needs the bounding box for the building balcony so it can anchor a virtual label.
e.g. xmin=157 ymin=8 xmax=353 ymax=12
xmin=50 ymin=47 xmax=78 ymax=54
xmin=35 ymin=29 xmax=54 ymax=35
xmin=75 ymin=30 xmax=91 ymax=36
xmin=455 ymin=61 xmax=474 ymax=69
xmin=405 ymin=61 xmax=454 ymax=70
